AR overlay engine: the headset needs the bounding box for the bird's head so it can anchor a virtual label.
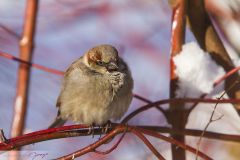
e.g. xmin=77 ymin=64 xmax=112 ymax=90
xmin=83 ymin=44 xmax=119 ymax=74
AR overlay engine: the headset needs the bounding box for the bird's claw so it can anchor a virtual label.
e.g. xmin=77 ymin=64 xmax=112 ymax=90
xmin=102 ymin=120 xmax=112 ymax=134
xmin=88 ymin=124 xmax=95 ymax=138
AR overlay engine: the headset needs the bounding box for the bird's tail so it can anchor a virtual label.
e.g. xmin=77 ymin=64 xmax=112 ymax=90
xmin=48 ymin=117 xmax=66 ymax=129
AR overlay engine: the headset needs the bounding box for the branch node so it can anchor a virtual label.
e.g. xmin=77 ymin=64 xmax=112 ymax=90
xmin=212 ymin=114 xmax=224 ymax=122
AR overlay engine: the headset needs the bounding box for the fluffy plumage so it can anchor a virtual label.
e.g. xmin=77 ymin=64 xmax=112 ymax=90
xmin=49 ymin=44 xmax=133 ymax=128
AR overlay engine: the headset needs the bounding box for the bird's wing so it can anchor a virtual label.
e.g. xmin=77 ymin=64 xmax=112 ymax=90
xmin=56 ymin=57 xmax=83 ymax=108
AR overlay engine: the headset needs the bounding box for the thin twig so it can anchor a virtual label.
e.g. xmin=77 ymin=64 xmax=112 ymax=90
xmin=0 ymin=129 xmax=8 ymax=143
xmin=195 ymin=80 xmax=239 ymax=160
xmin=188 ymin=65 xmax=240 ymax=116
xmin=0 ymin=24 xmax=21 ymax=39
xmin=131 ymin=129 xmax=165 ymax=160
xmin=137 ymin=125 xmax=240 ymax=143
xmin=122 ymin=98 xmax=240 ymax=123
xmin=2 ymin=52 xmax=240 ymax=86
xmin=54 ymin=127 xmax=124 ymax=160
xmin=133 ymin=94 xmax=167 ymax=117
xmin=93 ymin=131 xmax=126 ymax=155
xmin=195 ymin=98 xmax=223 ymax=160
xmin=137 ymin=128 xmax=212 ymax=160
xmin=214 ymin=66 xmax=240 ymax=85
xmin=0 ymin=51 xmax=64 ymax=75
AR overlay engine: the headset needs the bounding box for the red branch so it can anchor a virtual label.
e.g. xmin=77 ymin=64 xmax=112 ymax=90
xmin=137 ymin=128 xmax=212 ymax=160
xmin=122 ymin=97 xmax=240 ymax=123
xmin=169 ymin=0 xmax=187 ymax=80
xmin=214 ymin=66 xmax=240 ymax=85
xmin=1 ymin=19 xmax=240 ymax=159
xmin=137 ymin=126 xmax=240 ymax=142
xmin=12 ymin=125 xmax=208 ymax=160
xmin=169 ymin=0 xmax=188 ymax=159
xmin=0 ymin=97 xmax=238 ymax=159
xmin=10 ymin=0 xmax=39 ymax=140
xmin=0 ymin=124 xmax=89 ymax=150
xmin=0 ymin=51 xmax=64 ymax=75
xmin=130 ymin=129 xmax=166 ymax=160
xmin=0 ymin=124 xmax=211 ymax=159
xmin=1 ymin=124 xmax=240 ymax=150
xmin=56 ymin=126 xmax=166 ymax=160
xmin=0 ymin=24 xmax=20 ymax=39
xmin=93 ymin=132 xmax=126 ymax=155
xmin=4 ymin=122 xmax=240 ymax=159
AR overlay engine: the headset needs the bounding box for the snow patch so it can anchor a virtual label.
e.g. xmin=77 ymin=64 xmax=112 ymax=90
xmin=173 ymin=42 xmax=225 ymax=98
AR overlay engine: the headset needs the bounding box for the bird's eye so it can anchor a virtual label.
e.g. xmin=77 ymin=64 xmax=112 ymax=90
xmin=96 ymin=60 xmax=104 ymax=66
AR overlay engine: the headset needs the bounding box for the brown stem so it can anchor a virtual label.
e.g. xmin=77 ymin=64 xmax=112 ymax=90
xmin=187 ymin=0 xmax=240 ymax=114
xmin=205 ymin=0 xmax=240 ymax=54
xmin=168 ymin=0 xmax=188 ymax=159
xmin=11 ymin=0 xmax=38 ymax=138
xmin=9 ymin=1 xmax=38 ymax=159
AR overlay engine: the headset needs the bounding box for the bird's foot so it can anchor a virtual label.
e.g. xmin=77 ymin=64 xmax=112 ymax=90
xmin=87 ymin=123 xmax=95 ymax=138
xmin=98 ymin=125 xmax=102 ymax=140
xmin=102 ymin=120 xmax=112 ymax=134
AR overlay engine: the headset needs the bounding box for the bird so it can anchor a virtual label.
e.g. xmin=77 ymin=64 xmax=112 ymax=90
xmin=49 ymin=44 xmax=133 ymax=129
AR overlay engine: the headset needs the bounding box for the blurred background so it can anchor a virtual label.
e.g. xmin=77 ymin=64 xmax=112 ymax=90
xmin=0 ymin=0 xmax=240 ymax=159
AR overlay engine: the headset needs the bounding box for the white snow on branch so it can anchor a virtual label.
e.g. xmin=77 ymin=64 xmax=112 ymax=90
xmin=173 ymin=42 xmax=225 ymax=98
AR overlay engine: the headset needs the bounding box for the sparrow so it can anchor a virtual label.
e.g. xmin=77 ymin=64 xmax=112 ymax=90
xmin=49 ymin=44 xmax=133 ymax=128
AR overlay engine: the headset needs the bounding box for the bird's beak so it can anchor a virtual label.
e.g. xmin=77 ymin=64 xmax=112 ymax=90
xmin=107 ymin=62 xmax=118 ymax=71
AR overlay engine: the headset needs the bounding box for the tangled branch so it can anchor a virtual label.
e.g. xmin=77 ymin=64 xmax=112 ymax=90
xmin=0 ymin=124 xmax=213 ymax=160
